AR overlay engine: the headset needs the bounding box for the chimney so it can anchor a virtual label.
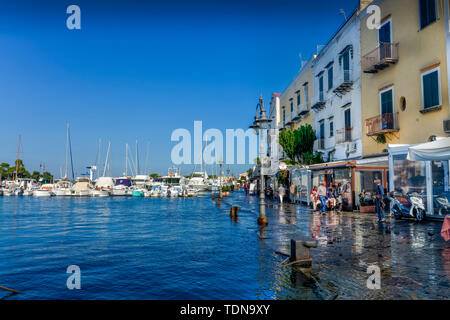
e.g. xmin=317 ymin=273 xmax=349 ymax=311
xmin=359 ymin=0 xmax=372 ymax=11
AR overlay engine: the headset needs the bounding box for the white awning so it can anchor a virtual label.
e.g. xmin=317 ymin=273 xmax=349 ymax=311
xmin=407 ymin=137 xmax=450 ymax=161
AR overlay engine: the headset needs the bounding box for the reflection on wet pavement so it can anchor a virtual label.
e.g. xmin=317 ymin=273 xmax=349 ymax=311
xmin=232 ymin=192 xmax=450 ymax=300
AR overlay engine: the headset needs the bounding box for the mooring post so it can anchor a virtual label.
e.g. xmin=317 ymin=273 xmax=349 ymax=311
xmin=229 ymin=206 xmax=240 ymax=219
xmin=290 ymin=238 xmax=318 ymax=268
xmin=216 ymin=199 xmax=221 ymax=206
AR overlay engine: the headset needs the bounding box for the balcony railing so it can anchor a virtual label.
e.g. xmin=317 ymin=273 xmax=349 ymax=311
xmin=333 ymin=69 xmax=353 ymax=95
xmin=363 ymin=42 xmax=399 ymax=74
xmin=311 ymin=92 xmax=326 ymax=111
xmin=336 ymin=128 xmax=352 ymax=144
xmin=365 ymin=112 xmax=399 ymax=136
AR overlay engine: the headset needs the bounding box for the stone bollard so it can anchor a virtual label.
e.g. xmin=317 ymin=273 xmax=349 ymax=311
xmin=290 ymin=238 xmax=318 ymax=268
xmin=229 ymin=206 xmax=240 ymax=219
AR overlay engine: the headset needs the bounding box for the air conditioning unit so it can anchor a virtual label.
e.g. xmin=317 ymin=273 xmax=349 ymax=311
xmin=444 ymin=118 xmax=450 ymax=134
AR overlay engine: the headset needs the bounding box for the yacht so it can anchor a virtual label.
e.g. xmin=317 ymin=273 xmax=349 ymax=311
xmin=187 ymin=171 xmax=211 ymax=192
xmin=71 ymin=178 xmax=93 ymax=197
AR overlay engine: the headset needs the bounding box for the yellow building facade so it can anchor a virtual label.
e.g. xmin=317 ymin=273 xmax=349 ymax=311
xmin=360 ymin=0 xmax=450 ymax=156
xmin=280 ymin=55 xmax=316 ymax=131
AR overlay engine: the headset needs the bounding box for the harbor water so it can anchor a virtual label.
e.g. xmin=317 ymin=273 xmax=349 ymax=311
xmin=1 ymin=192 xmax=449 ymax=300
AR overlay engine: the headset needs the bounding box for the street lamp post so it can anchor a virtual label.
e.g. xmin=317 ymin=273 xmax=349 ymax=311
xmin=250 ymin=94 xmax=271 ymax=225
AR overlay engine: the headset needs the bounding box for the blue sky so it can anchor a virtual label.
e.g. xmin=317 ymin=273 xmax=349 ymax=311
xmin=0 ymin=0 xmax=359 ymax=177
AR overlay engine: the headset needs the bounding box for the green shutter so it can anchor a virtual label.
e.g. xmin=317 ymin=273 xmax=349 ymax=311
xmin=423 ymin=71 xmax=440 ymax=109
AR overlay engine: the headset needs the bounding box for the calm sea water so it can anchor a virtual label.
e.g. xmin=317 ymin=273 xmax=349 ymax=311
xmin=0 ymin=193 xmax=315 ymax=300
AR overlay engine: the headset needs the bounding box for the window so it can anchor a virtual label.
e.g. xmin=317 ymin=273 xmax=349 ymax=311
xmin=304 ymin=85 xmax=309 ymax=107
xmin=380 ymin=88 xmax=394 ymax=115
xmin=380 ymin=87 xmax=394 ymax=130
xmin=319 ymin=120 xmax=325 ymax=149
xmin=419 ymin=0 xmax=438 ymax=29
xmin=297 ymin=93 xmax=301 ymax=107
xmin=290 ymin=101 xmax=294 ymax=116
xmin=282 ymin=108 xmax=286 ymax=125
xmin=328 ymin=66 xmax=333 ymax=90
xmin=319 ymin=76 xmax=324 ymax=100
xmin=378 ymin=20 xmax=392 ymax=60
xmin=421 ymin=67 xmax=441 ymax=109
xmin=329 ymin=120 xmax=334 ymax=137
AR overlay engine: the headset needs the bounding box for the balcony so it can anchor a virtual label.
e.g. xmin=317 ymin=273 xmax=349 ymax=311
xmin=315 ymin=138 xmax=325 ymax=150
xmin=365 ymin=112 xmax=399 ymax=136
xmin=333 ymin=69 xmax=353 ymax=95
xmin=311 ymin=92 xmax=326 ymax=111
xmin=363 ymin=42 xmax=399 ymax=74
xmin=336 ymin=128 xmax=352 ymax=144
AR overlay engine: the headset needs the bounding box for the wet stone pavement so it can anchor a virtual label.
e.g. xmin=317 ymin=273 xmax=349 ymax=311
xmin=228 ymin=192 xmax=450 ymax=300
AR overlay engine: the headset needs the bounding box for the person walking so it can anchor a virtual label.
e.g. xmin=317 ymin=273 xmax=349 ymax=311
xmin=278 ymin=184 xmax=286 ymax=204
xmin=290 ymin=183 xmax=296 ymax=204
xmin=310 ymin=186 xmax=318 ymax=211
xmin=375 ymin=179 xmax=385 ymax=222
xmin=317 ymin=181 xmax=327 ymax=215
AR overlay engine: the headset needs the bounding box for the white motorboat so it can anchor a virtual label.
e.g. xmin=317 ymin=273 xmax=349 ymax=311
xmin=168 ymin=186 xmax=182 ymax=197
xmin=188 ymin=172 xmax=211 ymax=192
xmin=92 ymin=189 xmax=110 ymax=197
xmin=33 ymin=184 xmax=55 ymax=197
xmin=54 ymin=180 xmax=73 ymax=196
xmin=112 ymin=178 xmax=132 ymax=196
xmin=23 ymin=189 xmax=34 ymax=196
xmin=2 ymin=188 xmax=13 ymax=196
xmin=91 ymin=177 xmax=113 ymax=197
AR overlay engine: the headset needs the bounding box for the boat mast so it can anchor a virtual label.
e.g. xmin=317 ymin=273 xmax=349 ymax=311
xmin=145 ymin=139 xmax=150 ymax=175
xmin=68 ymin=124 xmax=75 ymax=180
xmin=64 ymin=124 xmax=69 ymax=179
xmin=125 ymin=143 xmax=128 ymax=176
xmin=96 ymin=138 xmax=102 ymax=179
xmin=135 ymin=139 xmax=139 ymax=175
xmin=15 ymin=135 xmax=21 ymax=182
xmin=103 ymin=140 xmax=111 ymax=177
xmin=107 ymin=140 xmax=111 ymax=177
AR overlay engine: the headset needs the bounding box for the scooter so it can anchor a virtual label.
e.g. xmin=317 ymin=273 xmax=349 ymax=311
xmin=265 ymin=187 xmax=274 ymax=200
xmin=389 ymin=191 xmax=426 ymax=222
xmin=435 ymin=194 xmax=450 ymax=216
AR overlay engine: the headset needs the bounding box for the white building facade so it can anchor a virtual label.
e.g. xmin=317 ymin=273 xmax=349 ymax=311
xmin=311 ymin=11 xmax=363 ymax=161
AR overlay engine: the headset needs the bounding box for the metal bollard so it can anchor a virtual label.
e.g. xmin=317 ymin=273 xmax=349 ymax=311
xmin=290 ymin=238 xmax=318 ymax=268
xmin=229 ymin=206 xmax=240 ymax=219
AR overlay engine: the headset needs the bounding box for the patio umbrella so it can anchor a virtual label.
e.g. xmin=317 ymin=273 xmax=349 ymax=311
xmin=407 ymin=137 xmax=450 ymax=161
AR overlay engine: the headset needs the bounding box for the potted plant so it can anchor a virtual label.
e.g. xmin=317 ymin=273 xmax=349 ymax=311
xmin=359 ymin=191 xmax=376 ymax=213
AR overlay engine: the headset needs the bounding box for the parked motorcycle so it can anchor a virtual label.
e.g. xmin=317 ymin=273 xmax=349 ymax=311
xmin=389 ymin=191 xmax=426 ymax=222
xmin=265 ymin=187 xmax=274 ymax=200
xmin=435 ymin=194 xmax=450 ymax=216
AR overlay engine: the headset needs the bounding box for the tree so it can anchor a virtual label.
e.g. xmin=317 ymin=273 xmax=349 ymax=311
xmin=0 ymin=163 xmax=9 ymax=180
xmin=278 ymin=130 xmax=297 ymax=163
xmin=279 ymin=124 xmax=317 ymax=164
xmin=150 ymin=173 xmax=159 ymax=179
xmin=296 ymin=124 xmax=316 ymax=161
xmin=41 ymin=172 xmax=53 ymax=183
